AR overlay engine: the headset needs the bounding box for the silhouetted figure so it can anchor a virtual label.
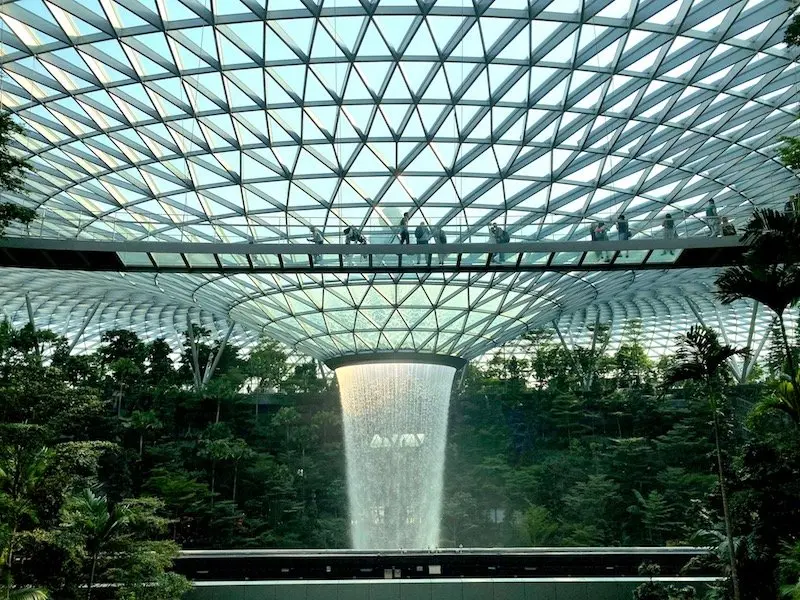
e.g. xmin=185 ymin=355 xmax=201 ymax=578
xmin=399 ymin=212 xmax=410 ymax=245
xmin=435 ymin=226 xmax=447 ymax=265
xmin=415 ymin=222 xmax=431 ymax=265
xmin=344 ymin=225 xmax=368 ymax=260
xmin=706 ymin=199 xmax=719 ymax=236
xmin=594 ymin=221 xmax=610 ymax=262
xmin=489 ymin=223 xmax=510 ymax=263
xmin=617 ymin=214 xmax=630 ymax=257
xmin=307 ymin=226 xmax=323 ymax=264
xmin=721 ymin=216 xmax=737 ymax=236
xmin=662 ymin=213 xmax=676 ymax=255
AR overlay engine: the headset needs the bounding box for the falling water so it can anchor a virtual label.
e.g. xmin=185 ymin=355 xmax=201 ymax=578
xmin=336 ymin=362 xmax=456 ymax=549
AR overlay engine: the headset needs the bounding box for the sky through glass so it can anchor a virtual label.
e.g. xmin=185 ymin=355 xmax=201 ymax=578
xmin=0 ymin=0 xmax=798 ymax=361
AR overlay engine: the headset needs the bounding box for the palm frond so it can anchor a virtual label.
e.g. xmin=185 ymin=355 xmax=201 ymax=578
xmin=664 ymin=326 xmax=747 ymax=387
xmin=9 ymin=588 xmax=48 ymax=600
xmin=716 ymin=265 xmax=800 ymax=317
xmin=742 ymin=207 xmax=800 ymax=264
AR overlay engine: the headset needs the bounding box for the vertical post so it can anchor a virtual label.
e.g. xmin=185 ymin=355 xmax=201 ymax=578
xmin=68 ymin=302 xmax=101 ymax=354
xmin=739 ymin=301 xmax=760 ymax=383
xmin=186 ymin=315 xmax=202 ymax=391
xmin=202 ymin=321 xmax=236 ymax=386
xmin=553 ymin=321 xmax=585 ymax=382
xmin=686 ymin=298 xmax=742 ymax=382
xmin=25 ymin=293 xmax=40 ymax=362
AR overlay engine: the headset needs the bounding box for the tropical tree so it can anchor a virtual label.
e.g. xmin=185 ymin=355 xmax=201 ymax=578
xmin=0 ymin=443 xmax=51 ymax=600
xmin=716 ymin=265 xmax=800 ymax=422
xmin=124 ymin=411 xmax=163 ymax=458
xmin=58 ymin=489 xmax=188 ymax=600
xmin=663 ymin=326 xmax=745 ymax=600
xmin=0 ymin=112 xmax=34 ymax=237
xmin=59 ymin=488 xmax=130 ymax=600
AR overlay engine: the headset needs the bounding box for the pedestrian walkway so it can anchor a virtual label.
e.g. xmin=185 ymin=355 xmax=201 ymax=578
xmin=0 ymin=236 xmax=748 ymax=274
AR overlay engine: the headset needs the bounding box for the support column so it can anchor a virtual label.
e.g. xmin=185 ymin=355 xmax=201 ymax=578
xmin=686 ymin=298 xmax=742 ymax=382
xmin=186 ymin=315 xmax=202 ymax=391
xmin=742 ymin=302 xmax=771 ymax=383
xmin=68 ymin=302 xmax=101 ymax=354
xmin=25 ymin=293 xmax=40 ymax=362
xmin=553 ymin=321 xmax=585 ymax=382
xmin=202 ymin=321 xmax=236 ymax=386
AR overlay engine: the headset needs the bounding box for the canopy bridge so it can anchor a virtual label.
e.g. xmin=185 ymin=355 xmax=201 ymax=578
xmin=0 ymin=237 xmax=745 ymax=274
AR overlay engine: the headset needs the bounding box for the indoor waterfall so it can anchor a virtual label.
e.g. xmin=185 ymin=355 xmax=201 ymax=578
xmin=335 ymin=361 xmax=456 ymax=549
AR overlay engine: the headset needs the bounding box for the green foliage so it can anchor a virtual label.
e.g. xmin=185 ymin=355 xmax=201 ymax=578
xmin=521 ymin=505 xmax=559 ymax=545
xmin=779 ymin=542 xmax=800 ymax=599
xmin=0 ymin=111 xmax=35 ymax=236
xmin=633 ymin=563 xmax=696 ymax=600
xmin=0 ymin=316 xmax=798 ymax=600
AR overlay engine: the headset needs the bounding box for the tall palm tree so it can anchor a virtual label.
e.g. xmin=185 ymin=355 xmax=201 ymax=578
xmin=664 ymin=326 xmax=746 ymax=600
xmin=60 ymin=488 xmax=130 ymax=600
xmin=739 ymin=198 xmax=800 ymax=267
xmin=716 ymin=267 xmax=800 ymax=422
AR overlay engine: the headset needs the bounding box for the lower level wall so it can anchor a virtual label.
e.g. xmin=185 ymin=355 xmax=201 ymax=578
xmin=187 ymin=577 xmax=716 ymax=600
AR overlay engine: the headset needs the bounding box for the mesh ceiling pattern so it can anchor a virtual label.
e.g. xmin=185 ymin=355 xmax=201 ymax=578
xmin=0 ymin=267 xmax=730 ymax=361
xmin=0 ymin=0 xmax=798 ymax=361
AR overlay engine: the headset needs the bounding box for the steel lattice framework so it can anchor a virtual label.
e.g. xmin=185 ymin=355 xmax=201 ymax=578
xmin=0 ymin=0 xmax=798 ymax=361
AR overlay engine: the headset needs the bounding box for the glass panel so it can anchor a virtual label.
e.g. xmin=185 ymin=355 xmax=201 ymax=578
xmin=151 ymin=252 xmax=185 ymax=267
xmin=343 ymin=253 xmax=370 ymax=266
xmin=460 ymin=252 xmax=489 ymax=266
xmin=520 ymin=252 xmax=549 ymax=265
xmin=550 ymin=251 xmax=582 ymax=265
xmin=613 ymin=250 xmax=649 ymax=264
xmin=582 ymin=250 xmax=613 ymax=265
xmin=250 ymin=254 xmax=281 ymax=266
xmin=117 ymin=252 xmax=152 ymax=266
xmin=489 ymin=251 xmax=515 ymax=265
xmin=185 ymin=253 xmax=218 ymax=267
xmin=282 ymin=253 xmax=311 ymax=266
xmin=646 ymin=248 xmax=683 ymax=264
xmin=315 ymin=254 xmax=341 ymax=266
xmin=218 ymin=253 xmax=249 ymax=267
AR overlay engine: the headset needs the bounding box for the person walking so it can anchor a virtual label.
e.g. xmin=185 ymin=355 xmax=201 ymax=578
xmin=706 ymin=199 xmax=719 ymax=236
xmin=616 ymin=214 xmax=630 ymax=257
xmin=414 ymin=221 xmax=431 ymax=265
xmin=662 ymin=213 xmax=676 ymax=254
xmin=307 ymin=226 xmax=324 ymax=264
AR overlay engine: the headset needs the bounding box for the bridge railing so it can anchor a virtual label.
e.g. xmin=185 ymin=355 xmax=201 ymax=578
xmin=12 ymin=209 xmax=734 ymax=245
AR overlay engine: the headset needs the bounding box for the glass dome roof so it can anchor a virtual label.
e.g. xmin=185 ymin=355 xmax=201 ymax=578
xmin=0 ymin=0 xmax=798 ymax=360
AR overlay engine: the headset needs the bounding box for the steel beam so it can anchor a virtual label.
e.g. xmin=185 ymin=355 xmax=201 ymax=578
xmin=202 ymin=321 xmax=236 ymax=386
xmin=68 ymin=301 xmax=101 ymax=354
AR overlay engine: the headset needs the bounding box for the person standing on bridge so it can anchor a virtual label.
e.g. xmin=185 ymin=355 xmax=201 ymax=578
xmin=415 ymin=221 xmax=431 ymax=265
xmin=661 ymin=213 xmax=676 ymax=255
xmin=399 ymin=212 xmax=410 ymax=245
xmin=434 ymin=226 xmax=447 ymax=265
xmin=344 ymin=225 xmax=368 ymax=261
xmin=721 ymin=216 xmax=737 ymax=237
xmin=489 ymin=223 xmax=510 ymax=263
xmin=594 ymin=221 xmax=610 ymax=262
xmin=616 ymin=214 xmax=630 ymax=257
xmin=307 ymin=226 xmax=324 ymax=264
xmin=706 ymin=199 xmax=720 ymax=236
